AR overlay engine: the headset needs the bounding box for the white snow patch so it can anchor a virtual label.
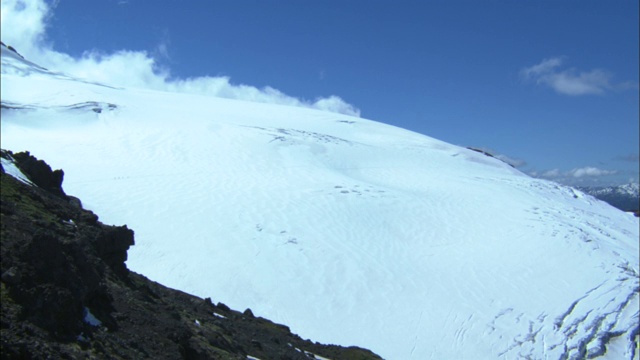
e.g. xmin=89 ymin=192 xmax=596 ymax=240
xmin=83 ymin=307 xmax=101 ymax=327
xmin=1 ymin=157 xmax=33 ymax=185
xmin=305 ymin=351 xmax=332 ymax=360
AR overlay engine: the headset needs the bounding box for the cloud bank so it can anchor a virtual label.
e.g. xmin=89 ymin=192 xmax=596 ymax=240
xmin=568 ymin=167 xmax=617 ymax=178
xmin=521 ymin=57 xmax=636 ymax=96
xmin=0 ymin=0 xmax=360 ymax=117
xmin=531 ymin=166 xmax=618 ymax=185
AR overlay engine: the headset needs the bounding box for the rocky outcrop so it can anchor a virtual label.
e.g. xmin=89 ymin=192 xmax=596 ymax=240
xmin=1 ymin=150 xmax=381 ymax=360
xmin=7 ymin=151 xmax=66 ymax=197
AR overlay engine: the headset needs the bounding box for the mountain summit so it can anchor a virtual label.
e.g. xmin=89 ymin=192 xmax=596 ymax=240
xmin=1 ymin=43 xmax=638 ymax=359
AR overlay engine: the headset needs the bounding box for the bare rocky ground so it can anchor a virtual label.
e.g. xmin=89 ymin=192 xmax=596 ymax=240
xmin=0 ymin=150 xmax=382 ymax=360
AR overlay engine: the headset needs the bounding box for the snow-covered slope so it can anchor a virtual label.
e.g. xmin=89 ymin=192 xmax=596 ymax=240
xmin=2 ymin=44 xmax=638 ymax=360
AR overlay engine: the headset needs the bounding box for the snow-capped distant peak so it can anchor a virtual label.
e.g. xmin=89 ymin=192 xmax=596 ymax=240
xmin=577 ymin=183 xmax=640 ymax=212
xmin=609 ymin=183 xmax=638 ymax=196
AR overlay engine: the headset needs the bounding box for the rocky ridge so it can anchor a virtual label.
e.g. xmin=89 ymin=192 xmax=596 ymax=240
xmin=0 ymin=150 xmax=381 ymax=360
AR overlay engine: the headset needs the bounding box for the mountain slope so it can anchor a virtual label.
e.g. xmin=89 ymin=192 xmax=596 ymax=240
xmin=1 ymin=149 xmax=381 ymax=360
xmin=1 ymin=44 xmax=638 ymax=359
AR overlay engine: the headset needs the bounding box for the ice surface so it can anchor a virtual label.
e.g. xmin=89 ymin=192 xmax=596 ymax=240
xmin=1 ymin=44 xmax=638 ymax=359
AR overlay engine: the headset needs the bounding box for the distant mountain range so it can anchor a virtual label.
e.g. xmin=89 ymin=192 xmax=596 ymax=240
xmin=577 ymin=183 xmax=640 ymax=212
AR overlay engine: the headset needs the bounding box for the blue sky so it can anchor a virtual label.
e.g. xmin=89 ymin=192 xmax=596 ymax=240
xmin=1 ymin=0 xmax=638 ymax=186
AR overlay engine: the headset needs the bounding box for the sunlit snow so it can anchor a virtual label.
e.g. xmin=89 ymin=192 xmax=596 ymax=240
xmin=1 ymin=155 xmax=33 ymax=185
xmin=1 ymin=44 xmax=638 ymax=360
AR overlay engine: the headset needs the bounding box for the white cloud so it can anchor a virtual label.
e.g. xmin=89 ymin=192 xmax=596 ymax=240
xmin=521 ymin=57 xmax=563 ymax=78
xmin=532 ymin=166 xmax=618 ymax=186
xmin=521 ymin=57 xmax=634 ymax=96
xmin=311 ymin=95 xmax=361 ymax=117
xmin=0 ymin=0 xmax=49 ymax=57
xmin=0 ymin=0 xmax=360 ymax=117
xmin=542 ymin=169 xmax=561 ymax=178
xmin=531 ymin=166 xmax=619 ymax=186
xmin=153 ymin=30 xmax=171 ymax=62
xmin=568 ymin=167 xmax=616 ymax=178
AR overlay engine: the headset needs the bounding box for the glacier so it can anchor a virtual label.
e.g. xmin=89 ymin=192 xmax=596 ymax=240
xmin=1 ymin=44 xmax=638 ymax=359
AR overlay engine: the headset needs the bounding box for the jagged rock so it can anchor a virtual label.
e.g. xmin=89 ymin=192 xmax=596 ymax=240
xmin=94 ymin=225 xmax=135 ymax=277
xmin=68 ymin=195 xmax=83 ymax=209
xmin=217 ymin=302 xmax=231 ymax=312
xmin=9 ymin=150 xmax=66 ymax=197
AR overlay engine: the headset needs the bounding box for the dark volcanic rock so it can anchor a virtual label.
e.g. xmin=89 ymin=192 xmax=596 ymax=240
xmin=0 ymin=151 xmax=382 ymax=360
xmin=94 ymin=225 xmax=135 ymax=277
xmin=6 ymin=150 xmax=66 ymax=197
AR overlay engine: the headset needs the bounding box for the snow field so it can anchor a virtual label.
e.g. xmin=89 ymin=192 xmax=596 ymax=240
xmin=2 ymin=45 xmax=638 ymax=359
